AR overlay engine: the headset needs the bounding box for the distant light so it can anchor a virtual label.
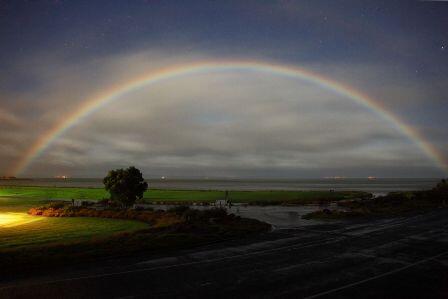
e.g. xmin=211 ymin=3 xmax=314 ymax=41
xmin=161 ymin=176 xmax=166 ymax=179
xmin=323 ymin=176 xmax=346 ymax=180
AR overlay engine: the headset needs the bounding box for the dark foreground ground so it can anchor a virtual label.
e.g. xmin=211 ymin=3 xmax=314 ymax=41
xmin=1 ymin=209 xmax=448 ymax=299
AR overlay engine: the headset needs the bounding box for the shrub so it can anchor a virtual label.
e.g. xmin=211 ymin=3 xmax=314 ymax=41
xmin=182 ymin=208 xmax=228 ymax=223
xmin=28 ymin=204 xmax=183 ymax=227
xmin=47 ymin=201 xmax=67 ymax=209
xmin=167 ymin=205 xmax=190 ymax=215
xmin=134 ymin=205 xmax=154 ymax=211
xmin=202 ymin=207 xmax=228 ymax=218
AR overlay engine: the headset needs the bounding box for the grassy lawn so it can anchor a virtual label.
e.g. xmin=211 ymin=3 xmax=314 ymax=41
xmin=0 ymin=186 xmax=370 ymax=204
xmin=145 ymin=189 xmax=370 ymax=204
xmin=0 ymin=197 xmax=148 ymax=250
xmin=0 ymin=186 xmax=369 ymax=251
xmin=0 ymin=187 xmax=108 ymax=200
xmin=0 ymin=186 xmax=367 ymax=252
xmin=0 ymin=194 xmax=271 ymax=277
xmin=0 ymin=215 xmax=147 ymax=250
xmin=0 ymin=196 xmax=48 ymax=212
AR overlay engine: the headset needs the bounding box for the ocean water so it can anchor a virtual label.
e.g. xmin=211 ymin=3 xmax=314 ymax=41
xmin=0 ymin=178 xmax=441 ymax=194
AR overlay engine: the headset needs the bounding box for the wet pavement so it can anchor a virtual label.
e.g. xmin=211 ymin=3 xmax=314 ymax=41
xmin=228 ymin=204 xmax=328 ymax=228
xmin=1 ymin=209 xmax=448 ymax=298
xmin=150 ymin=203 xmax=333 ymax=228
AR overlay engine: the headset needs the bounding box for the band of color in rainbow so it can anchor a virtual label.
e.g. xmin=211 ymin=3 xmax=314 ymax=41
xmin=10 ymin=60 xmax=448 ymax=176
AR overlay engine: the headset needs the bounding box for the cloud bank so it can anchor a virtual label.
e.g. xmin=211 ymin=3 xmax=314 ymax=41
xmin=3 ymin=50 xmax=442 ymax=178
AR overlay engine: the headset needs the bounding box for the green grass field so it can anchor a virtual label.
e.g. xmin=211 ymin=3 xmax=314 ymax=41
xmin=0 ymin=186 xmax=370 ymax=204
xmin=0 ymin=196 xmax=148 ymax=251
xmin=0 ymin=187 xmax=108 ymax=201
xmin=0 ymin=186 xmax=368 ymax=251
xmin=0 ymin=194 xmax=271 ymax=276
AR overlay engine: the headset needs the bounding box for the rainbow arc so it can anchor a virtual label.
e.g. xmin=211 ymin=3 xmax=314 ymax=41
xmin=10 ymin=60 xmax=447 ymax=176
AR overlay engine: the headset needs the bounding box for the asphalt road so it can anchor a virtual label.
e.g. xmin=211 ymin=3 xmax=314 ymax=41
xmin=1 ymin=210 xmax=448 ymax=298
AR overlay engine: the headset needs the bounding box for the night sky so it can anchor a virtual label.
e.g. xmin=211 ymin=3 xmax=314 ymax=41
xmin=1 ymin=0 xmax=447 ymax=178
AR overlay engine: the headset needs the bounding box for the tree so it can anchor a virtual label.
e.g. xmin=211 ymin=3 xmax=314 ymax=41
xmin=432 ymin=179 xmax=448 ymax=204
xmin=103 ymin=166 xmax=148 ymax=207
xmin=435 ymin=179 xmax=448 ymax=192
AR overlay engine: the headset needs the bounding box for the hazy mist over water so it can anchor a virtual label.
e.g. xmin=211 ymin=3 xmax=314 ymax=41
xmin=0 ymin=178 xmax=440 ymax=194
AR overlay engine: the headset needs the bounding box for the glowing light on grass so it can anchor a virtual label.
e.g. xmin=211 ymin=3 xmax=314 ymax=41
xmin=0 ymin=212 xmax=44 ymax=228
xmin=10 ymin=60 xmax=448 ymax=175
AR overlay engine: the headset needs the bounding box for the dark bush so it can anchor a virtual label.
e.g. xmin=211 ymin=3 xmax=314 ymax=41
xmin=97 ymin=198 xmax=111 ymax=205
xmin=167 ymin=205 xmax=191 ymax=215
xmin=182 ymin=208 xmax=228 ymax=223
xmin=202 ymin=207 xmax=228 ymax=218
xmin=134 ymin=205 xmax=154 ymax=211
xmin=47 ymin=201 xmax=67 ymax=209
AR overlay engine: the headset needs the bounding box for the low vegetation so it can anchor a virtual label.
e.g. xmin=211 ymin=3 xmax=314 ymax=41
xmin=0 ymin=216 xmax=148 ymax=251
xmin=303 ymin=179 xmax=448 ymax=220
xmin=0 ymin=186 xmax=370 ymax=205
xmin=2 ymin=204 xmax=270 ymax=277
xmin=0 ymin=197 xmax=149 ymax=251
xmin=0 ymin=167 xmax=373 ymax=276
xmin=28 ymin=203 xmax=181 ymax=227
